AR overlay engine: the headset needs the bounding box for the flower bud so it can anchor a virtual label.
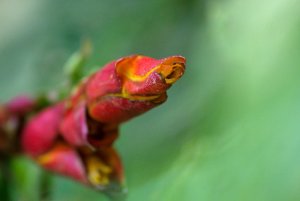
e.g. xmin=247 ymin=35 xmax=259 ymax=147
xmin=86 ymin=55 xmax=186 ymax=123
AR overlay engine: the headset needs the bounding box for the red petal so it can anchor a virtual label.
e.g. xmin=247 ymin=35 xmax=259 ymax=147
xmin=86 ymin=61 xmax=122 ymax=102
xmin=37 ymin=143 xmax=87 ymax=183
xmin=22 ymin=103 xmax=64 ymax=156
xmin=88 ymin=96 xmax=158 ymax=123
xmin=60 ymin=102 xmax=88 ymax=146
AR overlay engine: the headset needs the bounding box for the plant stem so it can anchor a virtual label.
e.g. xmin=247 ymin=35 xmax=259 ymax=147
xmin=39 ymin=170 xmax=52 ymax=201
xmin=0 ymin=157 xmax=12 ymax=201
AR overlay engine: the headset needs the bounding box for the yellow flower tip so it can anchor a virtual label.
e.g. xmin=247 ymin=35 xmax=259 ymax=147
xmin=116 ymin=55 xmax=186 ymax=85
xmin=157 ymin=56 xmax=186 ymax=84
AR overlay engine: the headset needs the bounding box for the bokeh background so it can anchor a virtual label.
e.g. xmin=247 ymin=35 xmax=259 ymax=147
xmin=1 ymin=0 xmax=300 ymax=200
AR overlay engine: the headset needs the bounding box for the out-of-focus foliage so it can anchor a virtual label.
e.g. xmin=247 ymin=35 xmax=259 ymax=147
xmin=1 ymin=0 xmax=300 ymax=201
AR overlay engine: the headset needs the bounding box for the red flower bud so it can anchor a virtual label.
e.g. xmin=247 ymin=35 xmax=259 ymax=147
xmin=22 ymin=103 xmax=64 ymax=157
xmin=86 ymin=55 xmax=185 ymax=123
xmin=0 ymin=96 xmax=35 ymax=155
xmin=6 ymin=95 xmax=35 ymax=115
xmin=21 ymin=55 xmax=186 ymax=195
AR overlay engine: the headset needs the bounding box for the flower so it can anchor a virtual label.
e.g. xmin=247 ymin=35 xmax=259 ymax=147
xmin=21 ymin=55 xmax=186 ymax=196
xmin=86 ymin=55 xmax=186 ymax=123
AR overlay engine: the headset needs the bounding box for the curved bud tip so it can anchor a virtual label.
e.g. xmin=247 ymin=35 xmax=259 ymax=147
xmin=116 ymin=55 xmax=186 ymax=98
xmin=157 ymin=56 xmax=186 ymax=84
xmin=116 ymin=55 xmax=186 ymax=85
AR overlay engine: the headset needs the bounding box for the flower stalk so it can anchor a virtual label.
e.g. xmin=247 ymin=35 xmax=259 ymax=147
xmin=0 ymin=157 xmax=12 ymax=201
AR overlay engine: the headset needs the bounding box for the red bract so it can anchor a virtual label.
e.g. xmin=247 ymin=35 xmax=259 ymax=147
xmin=22 ymin=103 xmax=64 ymax=157
xmin=21 ymin=55 xmax=186 ymax=196
xmin=0 ymin=96 xmax=35 ymax=155
xmin=6 ymin=95 xmax=35 ymax=115
xmin=86 ymin=55 xmax=186 ymax=123
xmin=37 ymin=143 xmax=87 ymax=183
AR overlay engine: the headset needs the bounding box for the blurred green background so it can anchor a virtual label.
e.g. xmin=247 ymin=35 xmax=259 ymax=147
xmin=1 ymin=0 xmax=300 ymax=200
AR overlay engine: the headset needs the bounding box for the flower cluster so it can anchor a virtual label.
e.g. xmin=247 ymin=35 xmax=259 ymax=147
xmin=5 ymin=55 xmax=186 ymax=196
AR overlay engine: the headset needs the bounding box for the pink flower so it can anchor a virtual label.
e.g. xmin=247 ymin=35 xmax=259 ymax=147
xmin=21 ymin=55 xmax=186 ymax=195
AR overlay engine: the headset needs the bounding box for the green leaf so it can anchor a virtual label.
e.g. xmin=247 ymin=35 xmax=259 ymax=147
xmin=63 ymin=39 xmax=92 ymax=85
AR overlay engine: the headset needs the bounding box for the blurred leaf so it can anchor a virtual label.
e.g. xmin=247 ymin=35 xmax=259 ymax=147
xmin=63 ymin=39 xmax=92 ymax=85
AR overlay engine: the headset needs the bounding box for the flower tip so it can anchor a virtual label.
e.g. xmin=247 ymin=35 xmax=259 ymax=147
xmin=158 ymin=56 xmax=186 ymax=84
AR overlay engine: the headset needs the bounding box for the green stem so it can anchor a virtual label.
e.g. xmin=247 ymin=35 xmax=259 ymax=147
xmin=0 ymin=157 xmax=12 ymax=201
xmin=39 ymin=170 xmax=52 ymax=201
